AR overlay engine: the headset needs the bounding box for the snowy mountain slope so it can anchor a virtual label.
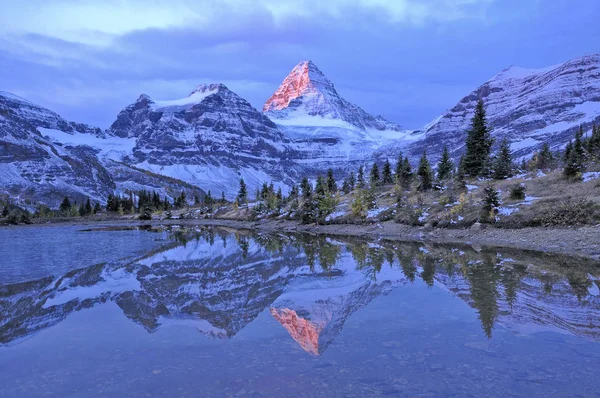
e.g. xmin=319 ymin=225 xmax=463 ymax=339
xmin=107 ymin=83 xmax=300 ymax=197
xmin=379 ymin=54 xmax=600 ymax=162
xmin=264 ymin=61 xmax=421 ymax=173
xmin=0 ymin=92 xmax=115 ymax=207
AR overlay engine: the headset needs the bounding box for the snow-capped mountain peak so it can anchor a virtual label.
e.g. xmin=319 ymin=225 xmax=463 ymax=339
xmin=263 ymin=60 xmax=336 ymax=113
xmin=264 ymin=60 xmax=404 ymax=133
xmin=143 ymin=83 xmax=223 ymax=113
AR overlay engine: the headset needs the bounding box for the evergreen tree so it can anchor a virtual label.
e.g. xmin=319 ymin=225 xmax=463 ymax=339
xmin=369 ymin=163 xmax=380 ymax=186
xmin=59 ymin=197 xmax=71 ymax=214
xmin=1 ymin=205 xmax=8 ymax=217
xmin=78 ymin=202 xmax=86 ymax=217
xmin=564 ymin=127 xmax=585 ymax=178
xmin=536 ymin=142 xmax=555 ymax=170
xmin=492 ymin=139 xmax=513 ymax=179
xmin=588 ymin=123 xmax=600 ymax=158
xmin=395 ymin=152 xmax=404 ymax=184
xmin=139 ymin=204 xmax=152 ymax=220
xmin=300 ymin=177 xmax=312 ymax=199
xmin=237 ymin=178 xmax=248 ymax=204
xmin=464 ymin=99 xmax=493 ymax=177
xmin=400 ymin=157 xmax=413 ymax=189
xmin=455 ymin=155 xmax=466 ymax=182
xmin=357 ymin=165 xmax=365 ymax=189
xmin=564 ymin=141 xmax=573 ymax=162
xmin=381 ymin=159 xmax=394 ymax=185
xmin=436 ymin=146 xmax=454 ymax=181
xmin=481 ymin=183 xmax=500 ymax=223
xmin=347 ymin=171 xmax=356 ymax=191
xmin=315 ymin=175 xmax=326 ymax=196
xmin=326 ymin=169 xmax=337 ymax=193
xmin=221 ymin=191 xmax=226 ymax=203
xmin=417 ymin=151 xmax=433 ymax=191
xmin=85 ymin=198 xmax=92 ymax=216
xmin=93 ymin=202 xmax=101 ymax=214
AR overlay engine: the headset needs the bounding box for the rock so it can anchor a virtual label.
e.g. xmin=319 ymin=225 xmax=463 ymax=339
xmin=470 ymin=222 xmax=487 ymax=231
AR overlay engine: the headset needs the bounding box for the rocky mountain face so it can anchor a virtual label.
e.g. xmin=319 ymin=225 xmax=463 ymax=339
xmin=107 ymin=83 xmax=299 ymax=197
xmin=3 ymin=54 xmax=600 ymax=207
xmin=380 ymin=54 xmax=600 ymax=161
xmin=264 ymin=61 xmax=420 ymax=173
xmin=264 ymin=61 xmax=404 ymax=132
xmin=0 ymin=92 xmax=115 ymax=207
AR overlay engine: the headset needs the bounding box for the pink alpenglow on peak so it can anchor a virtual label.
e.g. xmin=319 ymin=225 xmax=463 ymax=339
xmin=263 ymin=60 xmax=335 ymax=113
xmin=264 ymin=60 xmax=405 ymax=132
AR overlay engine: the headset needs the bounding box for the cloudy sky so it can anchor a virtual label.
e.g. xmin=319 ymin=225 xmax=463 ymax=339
xmin=1 ymin=0 xmax=598 ymax=129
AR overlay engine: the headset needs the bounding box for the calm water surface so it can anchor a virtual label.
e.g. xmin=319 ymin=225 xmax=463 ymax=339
xmin=0 ymin=225 xmax=599 ymax=397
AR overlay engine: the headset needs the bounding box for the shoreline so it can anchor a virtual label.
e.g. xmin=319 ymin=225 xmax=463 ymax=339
xmin=7 ymin=217 xmax=598 ymax=261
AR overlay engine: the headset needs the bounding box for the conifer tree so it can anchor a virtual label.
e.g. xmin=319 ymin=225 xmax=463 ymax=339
xmin=221 ymin=191 xmax=226 ymax=203
xmin=347 ymin=171 xmax=356 ymax=191
xmin=369 ymin=163 xmax=380 ymax=186
xmin=536 ymin=142 xmax=554 ymax=170
xmin=300 ymin=177 xmax=312 ymax=199
xmin=464 ymin=99 xmax=493 ymax=177
xmin=93 ymin=202 xmax=101 ymax=214
xmin=400 ymin=156 xmax=413 ymax=189
xmin=436 ymin=146 xmax=454 ymax=181
xmin=59 ymin=196 xmax=71 ymax=214
xmin=382 ymin=159 xmax=394 ymax=185
xmin=326 ymin=169 xmax=337 ymax=193
xmin=78 ymin=202 xmax=86 ymax=217
xmin=589 ymin=123 xmax=600 ymax=158
xmin=564 ymin=127 xmax=585 ymax=178
xmin=395 ymin=152 xmax=404 ymax=184
xmin=417 ymin=151 xmax=433 ymax=191
xmin=357 ymin=165 xmax=365 ymax=189
xmin=85 ymin=198 xmax=92 ymax=216
xmin=455 ymin=155 xmax=467 ymax=189
xmin=315 ymin=175 xmax=326 ymax=196
xmin=492 ymin=139 xmax=513 ymax=180
xmin=237 ymin=178 xmax=248 ymax=204
xmin=481 ymin=183 xmax=500 ymax=223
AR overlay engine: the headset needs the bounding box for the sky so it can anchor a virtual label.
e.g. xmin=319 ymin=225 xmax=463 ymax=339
xmin=0 ymin=0 xmax=599 ymax=129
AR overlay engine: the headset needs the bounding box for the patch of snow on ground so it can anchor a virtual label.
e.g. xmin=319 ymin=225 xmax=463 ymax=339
xmin=583 ymin=172 xmax=600 ymax=182
xmin=367 ymin=207 xmax=386 ymax=218
xmin=466 ymin=184 xmax=478 ymax=192
xmin=498 ymin=207 xmax=518 ymax=216
xmin=325 ymin=210 xmax=346 ymax=222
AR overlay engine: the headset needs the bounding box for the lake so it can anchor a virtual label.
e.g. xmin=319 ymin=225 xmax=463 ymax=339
xmin=1 ymin=225 xmax=599 ymax=397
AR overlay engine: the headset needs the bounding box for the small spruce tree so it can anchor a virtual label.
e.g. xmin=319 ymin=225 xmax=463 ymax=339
xmin=536 ymin=142 xmax=555 ymax=170
xmin=481 ymin=183 xmax=500 ymax=223
xmin=436 ymin=146 xmax=454 ymax=181
xmin=492 ymin=139 xmax=513 ymax=180
xmin=59 ymin=197 xmax=71 ymax=214
xmin=395 ymin=152 xmax=404 ymax=184
xmin=369 ymin=163 xmax=380 ymax=186
xmin=237 ymin=178 xmax=248 ymax=204
xmin=326 ymin=169 xmax=337 ymax=193
xmin=400 ymin=157 xmax=413 ymax=189
xmin=357 ymin=165 xmax=365 ymax=189
xmin=381 ymin=159 xmax=394 ymax=185
xmin=417 ymin=151 xmax=433 ymax=191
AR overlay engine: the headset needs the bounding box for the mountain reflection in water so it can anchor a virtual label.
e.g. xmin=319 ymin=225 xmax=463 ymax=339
xmin=1 ymin=227 xmax=599 ymax=355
